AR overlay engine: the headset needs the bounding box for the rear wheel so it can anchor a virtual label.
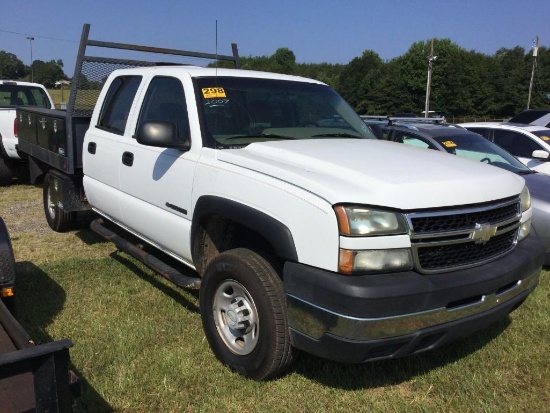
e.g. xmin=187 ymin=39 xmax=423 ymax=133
xmin=200 ymin=248 xmax=296 ymax=380
xmin=0 ymin=157 xmax=14 ymax=186
xmin=43 ymin=173 xmax=76 ymax=232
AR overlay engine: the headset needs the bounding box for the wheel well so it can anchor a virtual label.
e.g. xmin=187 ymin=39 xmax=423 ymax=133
xmin=192 ymin=214 xmax=282 ymax=277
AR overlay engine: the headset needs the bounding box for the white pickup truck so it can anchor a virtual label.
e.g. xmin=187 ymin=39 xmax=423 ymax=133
xmin=15 ymin=26 xmax=545 ymax=380
xmin=0 ymin=80 xmax=55 ymax=184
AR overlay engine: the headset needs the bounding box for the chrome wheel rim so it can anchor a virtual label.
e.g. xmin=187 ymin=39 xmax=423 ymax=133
xmin=212 ymin=279 xmax=259 ymax=355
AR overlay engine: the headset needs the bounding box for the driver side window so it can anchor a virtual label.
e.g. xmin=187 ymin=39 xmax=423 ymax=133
xmin=137 ymin=76 xmax=190 ymax=142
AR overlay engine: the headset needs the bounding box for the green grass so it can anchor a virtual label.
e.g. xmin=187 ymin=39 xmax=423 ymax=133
xmin=1 ymin=184 xmax=549 ymax=412
xmin=48 ymin=88 xmax=69 ymax=108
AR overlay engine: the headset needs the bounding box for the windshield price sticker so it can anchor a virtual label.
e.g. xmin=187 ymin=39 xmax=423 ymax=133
xmin=442 ymin=140 xmax=457 ymax=148
xmin=202 ymin=87 xmax=227 ymax=98
xmin=541 ymin=135 xmax=550 ymax=141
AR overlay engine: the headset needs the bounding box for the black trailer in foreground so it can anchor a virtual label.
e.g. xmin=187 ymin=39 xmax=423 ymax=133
xmin=0 ymin=217 xmax=79 ymax=412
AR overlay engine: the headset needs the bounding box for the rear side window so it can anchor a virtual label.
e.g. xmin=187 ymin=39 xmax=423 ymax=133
xmin=0 ymin=84 xmax=51 ymax=108
xmin=493 ymin=130 xmax=541 ymax=158
xmin=97 ymin=76 xmax=142 ymax=135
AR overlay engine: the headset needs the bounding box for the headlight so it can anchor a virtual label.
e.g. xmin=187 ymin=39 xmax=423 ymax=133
xmin=334 ymin=205 xmax=412 ymax=274
xmin=334 ymin=206 xmax=408 ymax=236
xmin=518 ymin=218 xmax=531 ymax=241
xmin=520 ymin=186 xmax=531 ymax=212
xmin=339 ymin=248 xmax=413 ymax=274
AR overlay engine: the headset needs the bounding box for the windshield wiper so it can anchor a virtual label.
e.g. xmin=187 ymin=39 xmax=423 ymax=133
xmin=225 ymin=133 xmax=296 ymax=140
xmin=260 ymin=133 xmax=296 ymax=140
xmin=311 ymin=133 xmax=363 ymax=138
xmin=225 ymin=135 xmax=258 ymax=140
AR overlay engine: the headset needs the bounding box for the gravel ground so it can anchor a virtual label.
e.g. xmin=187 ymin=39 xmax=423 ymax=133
xmin=0 ymin=199 xmax=50 ymax=236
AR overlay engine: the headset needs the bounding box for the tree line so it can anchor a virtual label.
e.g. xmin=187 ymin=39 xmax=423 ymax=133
xmin=0 ymin=50 xmax=67 ymax=88
xmin=2 ymin=38 xmax=549 ymax=118
xmin=216 ymin=39 xmax=549 ymax=118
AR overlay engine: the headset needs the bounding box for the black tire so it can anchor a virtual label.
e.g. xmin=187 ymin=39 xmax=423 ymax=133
xmin=0 ymin=157 xmax=14 ymax=186
xmin=0 ymin=217 xmax=16 ymax=314
xmin=200 ymin=248 xmax=296 ymax=380
xmin=43 ymin=173 xmax=76 ymax=232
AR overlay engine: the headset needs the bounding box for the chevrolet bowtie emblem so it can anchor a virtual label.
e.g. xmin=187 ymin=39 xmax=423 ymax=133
xmin=471 ymin=223 xmax=497 ymax=244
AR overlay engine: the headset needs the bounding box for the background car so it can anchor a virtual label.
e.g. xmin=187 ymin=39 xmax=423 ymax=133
xmin=509 ymin=109 xmax=550 ymax=128
xmin=364 ymin=117 xmax=550 ymax=265
xmin=0 ymin=80 xmax=55 ymax=184
xmin=460 ymin=122 xmax=550 ymax=174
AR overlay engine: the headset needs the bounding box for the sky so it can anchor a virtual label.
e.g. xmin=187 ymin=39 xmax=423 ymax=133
xmin=1 ymin=0 xmax=548 ymax=78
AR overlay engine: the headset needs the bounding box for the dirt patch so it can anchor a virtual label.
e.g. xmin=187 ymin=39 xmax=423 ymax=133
xmin=0 ymin=199 xmax=50 ymax=236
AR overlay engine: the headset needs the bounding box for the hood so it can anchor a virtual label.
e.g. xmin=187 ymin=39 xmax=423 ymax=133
xmin=217 ymin=139 xmax=525 ymax=210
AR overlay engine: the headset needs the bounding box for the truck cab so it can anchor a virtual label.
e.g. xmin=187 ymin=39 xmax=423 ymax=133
xmin=0 ymin=80 xmax=54 ymax=184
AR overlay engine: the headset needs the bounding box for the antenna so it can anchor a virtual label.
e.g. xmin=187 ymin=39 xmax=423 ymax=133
xmin=215 ymin=20 xmax=218 ymax=71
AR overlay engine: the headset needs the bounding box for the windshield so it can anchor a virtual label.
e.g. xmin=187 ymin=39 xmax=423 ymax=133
xmin=531 ymin=129 xmax=550 ymax=142
xmin=432 ymin=133 xmax=532 ymax=174
xmin=194 ymin=76 xmax=375 ymax=148
xmin=0 ymin=84 xmax=51 ymax=108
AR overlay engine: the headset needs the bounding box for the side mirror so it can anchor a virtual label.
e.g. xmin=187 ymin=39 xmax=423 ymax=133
xmin=532 ymin=150 xmax=549 ymax=161
xmin=135 ymin=121 xmax=190 ymax=151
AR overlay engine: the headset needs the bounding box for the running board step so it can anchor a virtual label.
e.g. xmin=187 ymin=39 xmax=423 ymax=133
xmin=90 ymin=218 xmax=201 ymax=289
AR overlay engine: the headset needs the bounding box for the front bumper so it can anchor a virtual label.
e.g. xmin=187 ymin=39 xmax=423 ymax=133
xmin=284 ymin=232 xmax=544 ymax=363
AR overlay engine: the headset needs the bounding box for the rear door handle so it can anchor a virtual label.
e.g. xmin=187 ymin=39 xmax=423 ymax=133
xmin=87 ymin=142 xmax=96 ymax=154
xmin=122 ymin=151 xmax=134 ymax=167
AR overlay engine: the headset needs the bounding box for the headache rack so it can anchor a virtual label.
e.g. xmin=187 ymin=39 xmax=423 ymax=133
xmin=17 ymin=23 xmax=240 ymax=176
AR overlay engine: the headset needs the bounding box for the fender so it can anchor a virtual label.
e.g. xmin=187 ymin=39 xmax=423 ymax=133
xmin=45 ymin=170 xmax=89 ymax=212
xmin=191 ymin=195 xmax=298 ymax=262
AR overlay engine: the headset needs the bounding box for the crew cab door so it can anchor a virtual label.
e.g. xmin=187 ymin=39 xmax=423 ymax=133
xmin=118 ymin=75 xmax=198 ymax=263
xmin=83 ymin=75 xmax=143 ymax=222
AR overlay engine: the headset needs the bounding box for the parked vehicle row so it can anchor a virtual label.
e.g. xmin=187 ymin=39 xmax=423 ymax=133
xmin=461 ymin=122 xmax=550 ymax=174
xmin=363 ymin=117 xmax=550 ymax=266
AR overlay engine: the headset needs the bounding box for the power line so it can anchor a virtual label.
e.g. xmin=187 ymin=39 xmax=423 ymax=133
xmin=0 ymin=28 xmax=77 ymax=43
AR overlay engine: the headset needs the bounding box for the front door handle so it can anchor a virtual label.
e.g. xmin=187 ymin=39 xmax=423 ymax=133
xmin=87 ymin=142 xmax=96 ymax=154
xmin=122 ymin=151 xmax=134 ymax=167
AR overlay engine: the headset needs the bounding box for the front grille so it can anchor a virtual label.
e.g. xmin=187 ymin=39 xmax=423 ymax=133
xmin=406 ymin=198 xmax=520 ymax=273
xmin=411 ymin=202 xmax=519 ymax=234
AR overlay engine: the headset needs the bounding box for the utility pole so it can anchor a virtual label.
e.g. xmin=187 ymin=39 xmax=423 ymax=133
xmin=527 ymin=35 xmax=539 ymax=109
xmin=425 ymin=39 xmax=436 ymax=118
xmin=26 ymin=36 xmax=34 ymax=82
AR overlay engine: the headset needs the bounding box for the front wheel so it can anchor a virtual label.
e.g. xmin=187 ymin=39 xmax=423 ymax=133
xmin=43 ymin=173 xmax=76 ymax=232
xmin=200 ymin=248 xmax=296 ymax=380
